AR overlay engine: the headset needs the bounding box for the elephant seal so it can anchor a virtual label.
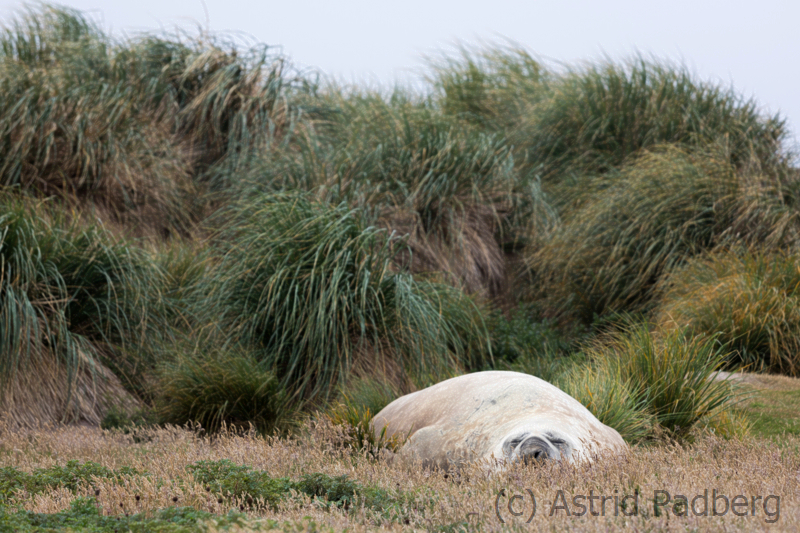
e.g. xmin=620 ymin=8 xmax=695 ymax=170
xmin=372 ymin=371 xmax=626 ymax=470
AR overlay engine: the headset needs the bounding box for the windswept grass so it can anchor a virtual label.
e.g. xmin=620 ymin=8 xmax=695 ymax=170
xmin=242 ymin=91 xmax=523 ymax=296
xmin=530 ymin=145 xmax=799 ymax=321
xmin=210 ymin=194 xmax=491 ymax=406
xmin=660 ymin=251 xmax=800 ymax=375
xmin=0 ymin=195 xmax=159 ymax=427
xmin=525 ymin=56 xmax=790 ymax=179
xmin=1 ymin=4 xmax=799 ymax=440
xmin=0 ymin=5 xmax=298 ymax=235
xmin=427 ymin=44 xmax=550 ymax=133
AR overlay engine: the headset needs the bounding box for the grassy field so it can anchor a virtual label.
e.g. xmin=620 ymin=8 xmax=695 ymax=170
xmin=2 ymin=4 xmax=800 ymax=531
xmin=0 ymin=416 xmax=798 ymax=532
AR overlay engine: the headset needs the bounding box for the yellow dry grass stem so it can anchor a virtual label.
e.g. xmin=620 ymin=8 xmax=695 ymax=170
xmin=1 ymin=423 xmax=798 ymax=531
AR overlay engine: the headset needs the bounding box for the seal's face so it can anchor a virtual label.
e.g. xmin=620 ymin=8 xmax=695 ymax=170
xmin=502 ymin=431 xmax=574 ymax=464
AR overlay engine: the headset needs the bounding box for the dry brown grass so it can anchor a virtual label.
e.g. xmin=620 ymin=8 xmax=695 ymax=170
xmin=0 ymin=349 xmax=140 ymax=429
xmin=388 ymin=204 xmax=507 ymax=298
xmin=1 ymin=422 xmax=798 ymax=531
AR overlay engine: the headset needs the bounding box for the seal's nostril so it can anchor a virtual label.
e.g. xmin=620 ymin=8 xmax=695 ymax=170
xmin=522 ymin=447 xmax=548 ymax=465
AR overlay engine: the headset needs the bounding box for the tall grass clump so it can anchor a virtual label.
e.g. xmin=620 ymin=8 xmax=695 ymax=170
xmin=567 ymin=325 xmax=737 ymax=439
xmin=525 ymin=56 xmax=789 ymax=179
xmin=427 ymin=44 xmax=550 ymax=133
xmin=211 ymin=194 xmax=491 ymax=406
xmin=155 ymin=347 xmax=291 ymax=434
xmin=0 ymin=195 xmax=159 ymax=427
xmin=561 ymin=363 xmax=654 ymax=443
xmin=530 ymin=145 xmax=799 ymax=322
xmin=659 ymin=251 xmax=800 ymax=376
xmin=0 ymin=4 xmax=297 ymax=235
xmin=246 ymin=92 xmax=524 ymax=297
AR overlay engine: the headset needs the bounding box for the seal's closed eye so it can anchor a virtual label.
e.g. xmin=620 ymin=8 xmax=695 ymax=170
xmin=501 ymin=433 xmax=528 ymax=457
xmin=545 ymin=432 xmax=572 ymax=457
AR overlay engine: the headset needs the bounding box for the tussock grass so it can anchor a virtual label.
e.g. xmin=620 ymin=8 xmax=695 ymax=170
xmin=562 ymin=363 xmax=655 ymax=443
xmin=526 ymin=56 xmax=790 ymax=178
xmin=2 ymin=4 xmax=800 ymax=445
xmin=530 ymin=145 xmax=799 ymax=321
xmin=245 ymin=91 xmax=522 ymax=296
xmin=660 ymin=251 xmax=800 ymax=375
xmin=155 ymin=348 xmax=291 ymax=435
xmin=0 ymin=195 xmax=161 ymax=427
xmin=572 ymin=325 xmax=739 ymax=439
xmin=0 ymin=5 xmax=297 ymax=235
xmin=210 ymin=195 xmax=491 ymax=406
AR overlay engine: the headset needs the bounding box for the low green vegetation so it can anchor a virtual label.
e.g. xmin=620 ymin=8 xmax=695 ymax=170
xmin=0 ymin=497 xmax=286 ymax=533
xmin=187 ymin=459 xmax=404 ymax=514
xmin=0 ymin=460 xmax=143 ymax=503
xmin=0 ymin=457 xmax=421 ymax=529
xmin=741 ymin=387 xmax=800 ymax=438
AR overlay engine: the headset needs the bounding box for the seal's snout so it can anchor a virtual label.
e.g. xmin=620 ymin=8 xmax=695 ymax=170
xmin=518 ymin=436 xmax=559 ymax=464
xmin=503 ymin=432 xmax=574 ymax=466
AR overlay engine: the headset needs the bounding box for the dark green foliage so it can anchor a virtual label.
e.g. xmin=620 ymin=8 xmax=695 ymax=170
xmin=0 ymin=196 xmax=162 ymax=423
xmin=186 ymin=460 xmax=398 ymax=513
xmin=0 ymin=497 xmax=262 ymax=533
xmin=155 ymin=348 xmax=291 ymax=434
xmin=0 ymin=461 xmax=143 ymax=503
xmin=488 ymin=305 xmax=577 ymax=364
xmin=100 ymin=406 xmax=158 ymax=430
xmin=335 ymin=376 xmax=398 ymax=418
xmin=212 ymin=195 xmax=491 ymax=405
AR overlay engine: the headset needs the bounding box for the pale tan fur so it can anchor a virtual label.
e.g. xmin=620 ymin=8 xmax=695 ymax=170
xmin=372 ymin=371 xmax=627 ymax=470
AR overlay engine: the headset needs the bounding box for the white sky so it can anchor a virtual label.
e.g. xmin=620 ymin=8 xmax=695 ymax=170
xmin=1 ymin=1 xmax=798 ymax=149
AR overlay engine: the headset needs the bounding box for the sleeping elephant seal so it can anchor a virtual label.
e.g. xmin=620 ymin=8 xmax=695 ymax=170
xmin=371 ymin=371 xmax=626 ymax=471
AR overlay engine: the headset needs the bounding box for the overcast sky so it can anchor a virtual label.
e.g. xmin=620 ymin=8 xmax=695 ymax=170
xmin=1 ymin=0 xmax=797 ymax=148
